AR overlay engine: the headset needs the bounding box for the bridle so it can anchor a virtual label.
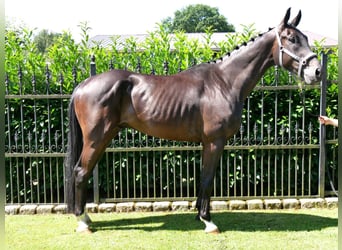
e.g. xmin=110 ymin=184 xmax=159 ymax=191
xmin=274 ymin=29 xmax=317 ymax=77
xmin=275 ymin=29 xmax=320 ymax=119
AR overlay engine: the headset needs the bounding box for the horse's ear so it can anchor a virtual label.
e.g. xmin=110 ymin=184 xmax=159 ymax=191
xmin=289 ymin=10 xmax=301 ymax=27
xmin=279 ymin=8 xmax=291 ymax=29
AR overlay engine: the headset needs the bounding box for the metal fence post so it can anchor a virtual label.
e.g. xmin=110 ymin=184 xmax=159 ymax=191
xmin=90 ymin=55 xmax=100 ymax=204
xmin=318 ymin=52 xmax=328 ymax=197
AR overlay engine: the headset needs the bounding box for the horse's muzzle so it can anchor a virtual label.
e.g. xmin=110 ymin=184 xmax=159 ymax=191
xmin=303 ymin=62 xmax=322 ymax=84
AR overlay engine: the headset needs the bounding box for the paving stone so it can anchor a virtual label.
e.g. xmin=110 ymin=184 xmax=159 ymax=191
xmin=98 ymin=203 xmax=116 ymax=213
xmin=53 ymin=204 xmax=67 ymax=214
xmin=5 ymin=205 xmax=21 ymax=215
xmin=36 ymin=205 xmax=55 ymax=214
xmin=264 ymin=199 xmax=282 ymax=209
xmin=171 ymin=201 xmax=189 ymax=211
xmin=116 ymin=202 xmax=135 ymax=212
xmin=282 ymin=199 xmax=300 ymax=209
xmin=300 ymin=198 xmax=325 ymax=209
xmin=325 ymin=197 xmax=338 ymax=209
xmin=20 ymin=204 xmax=38 ymax=215
xmin=153 ymin=201 xmax=171 ymax=212
xmin=190 ymin=201 xmax=197 ymax=211
xmin=246 ymin=199 xmax=264 ymax=210
xmin=228 ymin=200 xmax=247 ymax=210
xmin=85 ymin=203 xmax=98 ymax=213
xmin=211 ymin=201 xmax=228 ymax=211
xmin=135 ymin=202 xmax=153 ymax=212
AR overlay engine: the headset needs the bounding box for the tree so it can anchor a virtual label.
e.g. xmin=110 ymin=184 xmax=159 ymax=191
xmin=161 ymin=4 xmax=235 ymax=33
xmin=33 ymin=29 xmax=62 ymax=54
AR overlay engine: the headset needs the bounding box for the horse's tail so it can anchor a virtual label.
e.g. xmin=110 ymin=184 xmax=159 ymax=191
xmin=65 ymin=95 xmax=83 ymax=214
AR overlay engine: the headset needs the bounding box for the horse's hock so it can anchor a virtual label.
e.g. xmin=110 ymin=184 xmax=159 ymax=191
xmin=4 ymin=198 xmax=338 ymax=215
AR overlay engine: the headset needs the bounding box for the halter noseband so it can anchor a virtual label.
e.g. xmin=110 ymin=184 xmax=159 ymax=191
xmin=275 ymin=29 xmax=317 ymax=77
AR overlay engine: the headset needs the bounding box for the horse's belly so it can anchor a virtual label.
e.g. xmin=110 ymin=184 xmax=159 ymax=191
xmin=128 ymin=118 xmax=202 ymax=142
xmin=138 ymin=122 xmax=201 ymax=142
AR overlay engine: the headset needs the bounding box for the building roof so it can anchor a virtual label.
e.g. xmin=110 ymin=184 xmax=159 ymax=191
xmin=88 ymin=31 xmax=337 ymax=51
xmin=303 ymin=31 xmax=337 ymax=47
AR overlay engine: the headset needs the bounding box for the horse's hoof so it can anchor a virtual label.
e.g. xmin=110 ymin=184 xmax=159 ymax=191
xmin=75 ymin=227 xmax=93 ymax=234
xmin=200 ymin=217 xmax=220 ymax=234
xmin=207 ymin=228 xmax=220 ymax=234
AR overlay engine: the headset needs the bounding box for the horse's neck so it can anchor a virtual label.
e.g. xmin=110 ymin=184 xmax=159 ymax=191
xmin=219 ymin=31 xmax=275 ymax=100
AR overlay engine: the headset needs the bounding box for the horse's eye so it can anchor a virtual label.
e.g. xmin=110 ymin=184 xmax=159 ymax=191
xmin=288 ymin=36 xmax=296 ymax=43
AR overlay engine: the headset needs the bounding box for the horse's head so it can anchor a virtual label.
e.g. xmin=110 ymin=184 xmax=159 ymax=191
xmin=273 ymin=8 xmax=322 ymax=84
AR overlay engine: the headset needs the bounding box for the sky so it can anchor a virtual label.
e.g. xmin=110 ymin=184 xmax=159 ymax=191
xmin=5 ymin=0 xmax=338 ymax=42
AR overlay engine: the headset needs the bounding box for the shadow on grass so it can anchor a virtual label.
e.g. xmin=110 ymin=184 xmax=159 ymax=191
xmin=90 ymin=211 xmax=337 ymax=233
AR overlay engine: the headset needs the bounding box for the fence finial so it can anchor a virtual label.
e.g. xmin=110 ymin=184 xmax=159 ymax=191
xmin=90 ymin=55 xmax=96 ymax=76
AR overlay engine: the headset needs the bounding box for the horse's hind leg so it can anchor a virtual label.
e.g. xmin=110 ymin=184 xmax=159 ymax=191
xmin=74 ymin=127 xmax=120 ymax=233
xmin=73 ymin=144 xmax=103 ymax=233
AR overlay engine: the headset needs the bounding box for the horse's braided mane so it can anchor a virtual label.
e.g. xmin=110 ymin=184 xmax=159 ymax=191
xmin=206 ymin=27 xmax=275 ymax=64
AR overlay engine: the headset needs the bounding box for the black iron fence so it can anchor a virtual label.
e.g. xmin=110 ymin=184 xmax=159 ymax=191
xmin=5 ymin=54 xmax=338 ymax=205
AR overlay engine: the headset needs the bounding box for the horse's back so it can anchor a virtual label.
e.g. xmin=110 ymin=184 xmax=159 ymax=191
xmin=74 ymin=69 xmax=132 ymax=97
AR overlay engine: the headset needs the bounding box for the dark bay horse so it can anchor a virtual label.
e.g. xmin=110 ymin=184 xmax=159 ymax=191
xmin=65 ymin=8 xmax=321 ymax=234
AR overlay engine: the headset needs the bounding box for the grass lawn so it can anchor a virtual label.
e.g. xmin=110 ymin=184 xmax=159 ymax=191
xmin=5 ymin=208 xmax=337 ymax=250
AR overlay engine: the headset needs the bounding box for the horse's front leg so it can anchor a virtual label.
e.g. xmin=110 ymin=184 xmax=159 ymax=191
xmin=196 ymin=139 xmax=225 ymax=234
